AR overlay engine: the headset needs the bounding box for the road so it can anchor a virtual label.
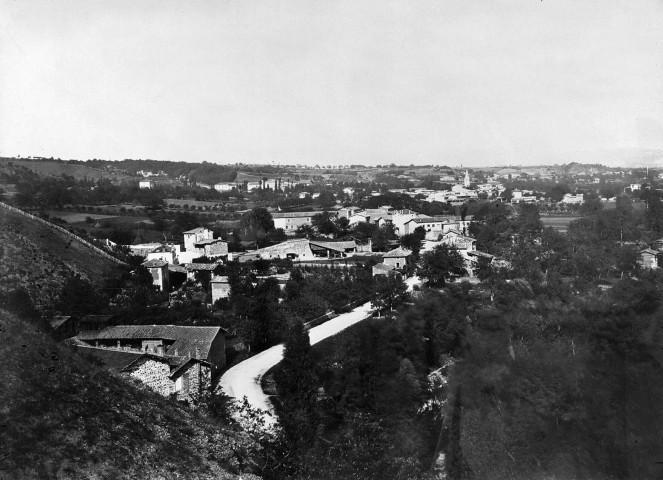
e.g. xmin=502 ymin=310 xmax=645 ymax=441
xmin=218 ymin=301 xmax=375 ymax=426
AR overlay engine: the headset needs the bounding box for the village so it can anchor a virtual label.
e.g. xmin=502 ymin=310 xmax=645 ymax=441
xmin=28 ymin=162 xmax=662 ymax=407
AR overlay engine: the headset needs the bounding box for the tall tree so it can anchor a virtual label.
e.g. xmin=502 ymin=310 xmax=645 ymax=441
xmin=418 ymin=245 xmax=465 ymax=287
xmin=275 ymin=321 xmax=320 ymax=447
xmin=371 ymin=272 xmax=409 ymax=315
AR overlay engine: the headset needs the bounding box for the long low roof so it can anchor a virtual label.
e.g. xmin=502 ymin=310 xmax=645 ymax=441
xmin=310 ymin=240 xmax=356 ymax=252
xmin=79 ymin=325 xmax=224 ymax=360
xmin=271 ymin=211 xmax=320 ymax=218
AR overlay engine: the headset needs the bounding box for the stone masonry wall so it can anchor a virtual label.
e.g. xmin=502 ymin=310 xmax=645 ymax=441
xmin=128 ymin=359 xmax=173 ymax=397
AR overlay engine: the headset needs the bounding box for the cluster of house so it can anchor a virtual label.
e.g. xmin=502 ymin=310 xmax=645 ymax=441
xmin=129 ymin=227 xmax=230 ymax=291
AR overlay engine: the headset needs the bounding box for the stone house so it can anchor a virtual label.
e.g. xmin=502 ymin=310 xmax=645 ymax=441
xmin=403 ymin=217 xmax=455 ymax=238
xmin=372 ymin=262 xmax=396 ymax=276
xmin=382 ymin=247 xmax=413 ymax=269
xmin=639 ymin=248 xmax=659 ymax=270
xmin=76 ymin=324 xmax=227 ymax=371
xmin=185 ymin=262 xmax=222 ymax=281
xmin=183 ymin=227 xmax=214 ymax=251
xmin=188 ymin=239 xmax=229 ymax=259
xmin=440 ymin=230 xmax=477 ymax=251
xmin=143 ymin=259 xmax=170 ymax=291
xmin=76 ymin=345 xmax=211 ymax=402
xmin=271 ymin=211 xmax=323 ymax=233
xmin=251 ymin=239 xmax=355 ymax=261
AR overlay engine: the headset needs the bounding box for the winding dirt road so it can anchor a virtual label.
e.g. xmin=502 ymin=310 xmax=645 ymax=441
xmin=218 ymin=301 xmax=374 ymax=425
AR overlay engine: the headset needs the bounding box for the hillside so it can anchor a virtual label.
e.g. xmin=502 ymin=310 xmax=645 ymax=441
xmin=0 ymin=207 xmax=126 ymax=312
xmin=0 ymin=157 xmax=135 ymax=182
xmin=0 ymin=309 xmax=262 ymax=479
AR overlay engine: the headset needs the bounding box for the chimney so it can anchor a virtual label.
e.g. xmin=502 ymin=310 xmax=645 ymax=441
xmin=174 ymin=348 xmax=179 ymax=356
xmin=195 ymin=347 xmax=200 ymax=359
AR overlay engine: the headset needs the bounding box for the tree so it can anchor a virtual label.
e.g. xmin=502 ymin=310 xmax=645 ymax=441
xmin=371 ymin=224 xmax=397 ymax=252
xmin=400 ymin=233 xmax=423 ymax=257
xmin=316 ymin=190 xmax=336 ymax=209
xmin=312 ymin=211 xmax=337 ymax=235
xmin=371 ymin=272 xmax=409 ymax=315
xmin=56 ymin=275 xmax=108 ymax=315
xmin=275 ymin=321 xmax=319 ymax=447
xmin=241 ymin=207 xmax=274 ymax=233
xmin=418 ymin=245 xmax=465 ymax=287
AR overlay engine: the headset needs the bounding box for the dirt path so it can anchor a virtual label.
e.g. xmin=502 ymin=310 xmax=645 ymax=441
xmin=218 ymin=301 xmax=374 ymax=426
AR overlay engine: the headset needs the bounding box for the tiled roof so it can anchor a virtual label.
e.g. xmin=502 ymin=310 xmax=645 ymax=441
xmin=183 ymin=227 xmax=211 ymax=234
xmin=194 ymin=238 xmax=226 ymax=246
xmin=467 ymin=250 xmax=494 ymax=259
xmin=211 ymin=275 xmax=230 ymax=283
xmin=641 ymin=248 xmax=658 ymax=255
xmin=271 ymin=211 xmax=319 ymax=218
xmin=169 ymin=264 xmax=187 ymax=273
xmin=143 ymin=259 xmax=168 ymax=268
xmin=310 ymin=240 xmax=356 ymax=252
xmin=185 ymin=263 xmax=220 ymax=271
xmin=81 ymin=325 xmax=224 ymax=359
xmin=49 ymin=315 xmax=75 ymax=330
xmin=373 ymin=263 xmax=396 ymax=272
xmin=409 ymin=216 xmax=453 ymax=224
xmin=383 ymin=247 xmax=413 ymax=258
xmin=76 ymin=346 xmax=148 ymax=371
xmin=169 ymin=357 xmax=212 ymax=378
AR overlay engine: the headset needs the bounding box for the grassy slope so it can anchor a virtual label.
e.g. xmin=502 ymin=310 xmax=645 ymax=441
xmin=0 ymin=310 xmax=262 ymax=480
xmin=0 ymin=207 xmax=126 ymax=311
xmin=0 ymin=158 xmax=134 ymax=182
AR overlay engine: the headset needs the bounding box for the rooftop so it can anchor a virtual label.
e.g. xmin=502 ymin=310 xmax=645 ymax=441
xmin=183 ymin=227 xmax=211 ymax=235
xmin=79 ymin=325 xmax=225 ymax=360
xmin=143 ymin=259 xmax=168 ymax=268
xmin=383 ymin=247 xmax=413 ymax=258
xmin=271 ymin=211 xmax=320 ymax=218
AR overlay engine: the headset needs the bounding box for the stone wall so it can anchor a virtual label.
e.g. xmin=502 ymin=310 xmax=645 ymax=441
xmin=173 ymin=363 xmax=212 ymax=403
xmin=128 ymin=359 xmax=173 ymax=397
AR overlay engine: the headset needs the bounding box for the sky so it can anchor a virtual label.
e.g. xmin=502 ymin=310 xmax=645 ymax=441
xmin=1 ymin=0 xmax=662 ymax=166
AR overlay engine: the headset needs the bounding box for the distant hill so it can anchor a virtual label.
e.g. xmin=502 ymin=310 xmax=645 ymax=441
xmin=0 ymin=157 xmax=135 ymax=183
xmin=0 ymin=206 xmax=126 ymax=313
xmin=0 ymin=310 xmax=261 ymax=479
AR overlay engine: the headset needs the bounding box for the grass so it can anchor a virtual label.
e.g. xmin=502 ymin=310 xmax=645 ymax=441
xmin=0 ymin=310 xmax=261 ymax=479
xmin=0 ymin=208 xmax=126 ymax=312
xmin=43 ymin=211 xmax=118 ymax=223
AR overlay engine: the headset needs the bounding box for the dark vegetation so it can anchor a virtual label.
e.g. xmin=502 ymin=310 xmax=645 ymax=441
xmin=215 ymin=265 xmax=374 ymax=352
xmin=268 ymin=197 xmax=663 ymax=479
xmin=0 ymin=309 xmax=263 ymax=480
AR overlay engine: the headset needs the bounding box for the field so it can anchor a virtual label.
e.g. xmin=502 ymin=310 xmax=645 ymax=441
xmin=541 ymin=215 xmax=579 ymax=232
xmin=165 ymin=198 xmax=224 ymax=208
xmin=44 ymin=211 xmax=117 ymax=223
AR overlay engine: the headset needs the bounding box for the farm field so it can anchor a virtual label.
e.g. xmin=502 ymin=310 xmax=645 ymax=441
xmin=43 ymin=211 xmax=117 ymax=223
xmin=541 ymin=215 xmax=579 ymax=232
xmin=164 ymin=198 xmax=224 ymax=208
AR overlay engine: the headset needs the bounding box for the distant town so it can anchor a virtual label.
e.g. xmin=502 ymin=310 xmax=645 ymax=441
xmin=3 ymin=155 xmax=663 ymax=479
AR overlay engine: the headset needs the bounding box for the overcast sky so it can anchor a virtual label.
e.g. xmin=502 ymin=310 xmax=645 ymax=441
xmin=1 ymin=0 xmax=662 ymax=166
